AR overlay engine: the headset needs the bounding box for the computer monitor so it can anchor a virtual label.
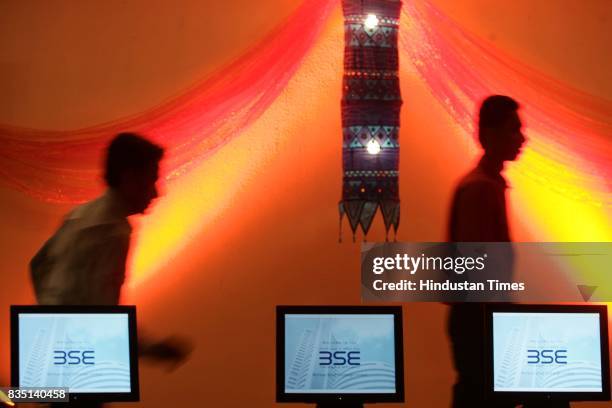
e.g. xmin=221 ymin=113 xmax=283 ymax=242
xmin=276 ymin=305 xmax=404 ymax=405
xmin=11 ymin=305 xmax=139 ymax=402
xmin=485 ymin=304 xmax=610 ymax=402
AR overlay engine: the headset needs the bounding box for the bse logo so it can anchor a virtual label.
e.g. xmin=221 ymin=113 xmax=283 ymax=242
xmin=527 ymin=349 xmax=567 ymax=364
xmin=319 ymin=351 xmax=361 ymax=366
xmin=53 ymin=350 xmax=95 ymax=365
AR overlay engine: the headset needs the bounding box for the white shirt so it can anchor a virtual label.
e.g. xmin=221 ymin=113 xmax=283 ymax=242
xmin=30 ymin=189 xmax=132 ymax=305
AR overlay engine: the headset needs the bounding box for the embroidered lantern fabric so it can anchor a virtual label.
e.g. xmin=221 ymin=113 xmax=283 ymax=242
xmin=340 ymin=0 xmax=403 ymax=241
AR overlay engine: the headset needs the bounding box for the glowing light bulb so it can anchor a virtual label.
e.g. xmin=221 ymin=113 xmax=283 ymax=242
xmin=364 ymin=13 xmax=379 ymax=30
xmin=366 ymin=139 xmax=381 ymax=155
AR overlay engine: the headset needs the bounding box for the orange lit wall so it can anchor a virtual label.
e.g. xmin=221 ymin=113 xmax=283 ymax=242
xmin=0 ymin=1 xmax=610 ymax=407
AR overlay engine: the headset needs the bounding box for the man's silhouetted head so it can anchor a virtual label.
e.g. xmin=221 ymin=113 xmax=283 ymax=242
xmin=478 ymin=95 xmax=526 ymax=162
xmin=105 ymin=133 xmax=164 ymax=215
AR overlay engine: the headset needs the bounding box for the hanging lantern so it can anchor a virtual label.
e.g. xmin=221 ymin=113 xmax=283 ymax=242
xmin=340 ymin=0 xmax=402 ymax=241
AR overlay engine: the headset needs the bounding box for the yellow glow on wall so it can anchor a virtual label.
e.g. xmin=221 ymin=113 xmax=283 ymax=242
xmin=127 ymin=8 xmax=344 ymax=288
xmin=509 ymin=137 xmax=611 ymax=242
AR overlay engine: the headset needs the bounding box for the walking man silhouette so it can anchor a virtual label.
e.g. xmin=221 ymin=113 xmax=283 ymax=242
xmin=31 ymin=133 xmax=191 ymax=408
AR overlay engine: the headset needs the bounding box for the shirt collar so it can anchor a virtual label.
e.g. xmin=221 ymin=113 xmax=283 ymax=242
xmin=103 ymin=188 xmax=132 ymax=219
xmin=477 ymin=156 xmax=508 ymax=188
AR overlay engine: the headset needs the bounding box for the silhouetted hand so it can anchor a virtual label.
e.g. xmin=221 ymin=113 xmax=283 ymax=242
xmin=140 ymin=335 xmax=193 ymax=371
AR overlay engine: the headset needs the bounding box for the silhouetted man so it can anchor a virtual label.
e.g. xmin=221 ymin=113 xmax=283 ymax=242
xmin=448 ymin=96 xmax=570 ymax=408
xmin=448 ymin=95 xmax=524 ymax=244
xmin=31 ymin=133 xmax=162 ymax=305
xmin=448 ymin=95 xmax=521 ymax=408
xmin=30 ymin=133 xmax=190 ymax=407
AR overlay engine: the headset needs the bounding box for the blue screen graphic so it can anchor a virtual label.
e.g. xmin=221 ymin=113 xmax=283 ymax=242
xmin=284 ymin=314 xmax=396 ymax=394
xmin=493 ymin=312 xmax=602 ymax=392
xmin=19 ymin=313 xmax=131 ymax=393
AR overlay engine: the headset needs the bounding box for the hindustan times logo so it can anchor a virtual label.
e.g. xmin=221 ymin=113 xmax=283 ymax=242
xmin=372 ymin=253 xmax=487 ymax=275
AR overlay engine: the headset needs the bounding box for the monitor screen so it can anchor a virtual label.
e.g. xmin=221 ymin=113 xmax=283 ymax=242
xmin=486 ymin=305 xmax=610 ymax=402
xmin=276 ymin=306 xmax=404 ymax=404
xmin=11 ymin=305 xmax=139 ymax=402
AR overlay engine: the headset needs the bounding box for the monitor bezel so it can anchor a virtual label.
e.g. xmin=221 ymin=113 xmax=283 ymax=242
xmin=10 ymin=305 xmax=140 ymax=402
xmin=276 ymin=305 xmax=404 ymax=404
xmin=485 ymin=304 xmax=610 ymax=402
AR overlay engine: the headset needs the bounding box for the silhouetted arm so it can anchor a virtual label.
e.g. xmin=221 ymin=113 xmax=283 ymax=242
xmin=30 ymin=236 xmax=54 ymax=303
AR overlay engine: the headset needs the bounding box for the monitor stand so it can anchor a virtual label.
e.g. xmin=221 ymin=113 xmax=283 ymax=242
xmin=524 ymin=402 xmax=570 ymax=408
xmin=316 ymin=403 xmax=364 ymax=408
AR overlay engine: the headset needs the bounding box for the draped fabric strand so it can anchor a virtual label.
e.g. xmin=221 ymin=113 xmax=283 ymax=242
xmin=0 ymin=0 xmax=609 ymax=207
xmin=0 ymin=0 xmax=336 ymax=203
xmin=401 ymin=1 xmax=611 ymax=206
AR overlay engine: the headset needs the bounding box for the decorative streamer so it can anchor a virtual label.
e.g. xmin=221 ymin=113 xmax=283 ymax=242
xmin=0 ymin=0 xmax=609 ymax=210
xmin=0 ymin=0 xmax=336 ymax=203
xmin=339 ymin=0 xmax=402 ymax=242
xmin=401 ymin=0 xmax=611 ymax=206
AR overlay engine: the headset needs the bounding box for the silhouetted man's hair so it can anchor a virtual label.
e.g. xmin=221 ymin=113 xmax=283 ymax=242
xmin=478 ymin=95 xmax=519 ymax=147
xmin=104 ymin=133 xmax=164 ymax=187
